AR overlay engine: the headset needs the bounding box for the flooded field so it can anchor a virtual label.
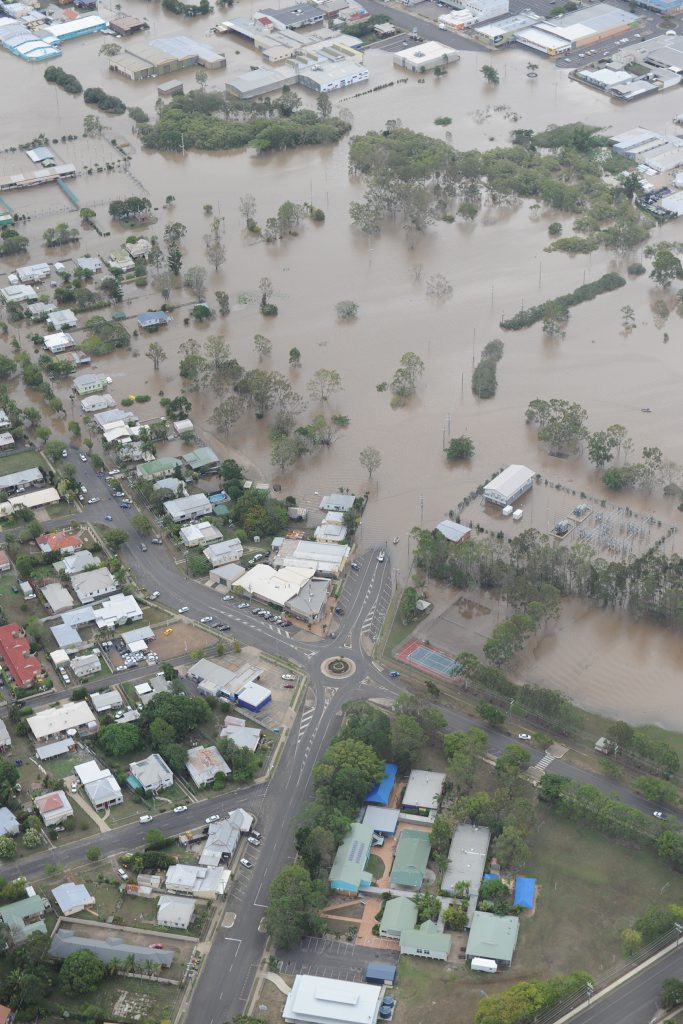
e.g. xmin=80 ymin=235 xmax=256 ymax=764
xmin=4 ymin=7 xmax=683 ymax=720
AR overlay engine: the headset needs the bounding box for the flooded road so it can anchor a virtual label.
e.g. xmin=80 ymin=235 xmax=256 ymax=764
xmin=3 ymin=12 xmax=683 ymax=720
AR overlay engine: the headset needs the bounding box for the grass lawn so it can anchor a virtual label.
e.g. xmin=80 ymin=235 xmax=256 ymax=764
xmin=41 ymin=751 xmax=93 ymax=781
xmin=0 ymin=571 xmax=38 ymax=628
xmin=52 ymin=974 xmax=182 ymax=1022
xmin=0 ymin=450 xmax=45 ymax=474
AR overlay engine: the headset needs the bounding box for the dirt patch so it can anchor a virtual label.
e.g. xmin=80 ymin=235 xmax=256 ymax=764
xmin=112 ymin=990 xmax=154 ymax=1019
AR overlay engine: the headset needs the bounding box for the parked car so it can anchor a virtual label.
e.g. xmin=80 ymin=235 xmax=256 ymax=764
xmin=151 ymin=537 xmax=163 ymax=545
xmin=104 ymin=514 xmax=113 ymax=521
xmin=163 ymin=627 xmax=173 ymax=636
xmin=70 ymin=781 xmax=78 ymax=792
xmin=282 ymin=673 xmax=296 ymax=681
xmin=247 ymin=836 xmax=261 ymax=846
xmin=79 ymin=453 xmax=88 ymax=462
xmin=117 ymin=868 xmax=129 ymax=880
xmin=87 ymin=497 xmax=100 ymax=505
xmin=173 ymin=805 xmax=188 ymax=814
xmin=336 ymin=607 xmax=345 ymax=616
xmin=653 ymin=810 xmax=664 ymax=818
xmin=150 ymin=591 xmax=160 ymax=600
xmin=238 ymin=602 xmax=249 ymax=609
xmin=389 ymin=670 xmax=400 ymax=678
xmin=149 ymin=943 xmax=164 ymax=949
xmin=61 ymin=449 xmax=68 ymax=458
xmin=206 ymin=814 xmax=220 ymax=824
xmin=518 ymin=733 xmax=532 ymax=741
xmin=223 ymin=594 xmax=235 ymax=601
xmin=240 ymin=858 xmax=253 ymax=869
xmin=250 ymin=830 xmax=262 ymax=840
xmin=200 ymin=616 xmax=213 ymax=624
xmin=283 ymin=683 xmax=294 ymax=689
xmin=140 ymin=543 xmax=147 ymax=552
xmin=351 ymin=562 xmax=360 ymax=570
xmin=178 ymin=606 xmax=189 ymax=614
xmin=115 ymin=711 xmax=124 ymax=720
xmin=139 ymin=814 xmax=153 ymax=824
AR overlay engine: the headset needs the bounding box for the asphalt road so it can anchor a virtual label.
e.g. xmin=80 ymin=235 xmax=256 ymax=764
xmin=569 ymin=945 xmax=683 ymax=1024
xmin=5 ymin=452 xmax=679 ymax=1021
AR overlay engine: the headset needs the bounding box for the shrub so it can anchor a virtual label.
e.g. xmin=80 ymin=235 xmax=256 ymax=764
xmin=44 ymin=66 xmax=82 ymax=95
xmin=261 ymin=302 xmax=278 ymax=316
xmin=83 ymin=87 xmax=126 ymax=115
xmin=628 ymin=262 xmax=646 ymax=276
xmin=500 ymin=273 xmax=625 ymax=331
xmin=548 ymin=221 xmax=562 ymax=236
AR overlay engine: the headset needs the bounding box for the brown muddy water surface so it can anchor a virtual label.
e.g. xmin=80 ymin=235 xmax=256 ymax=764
xmin=3 ymin=16 xmax=683 ymax=724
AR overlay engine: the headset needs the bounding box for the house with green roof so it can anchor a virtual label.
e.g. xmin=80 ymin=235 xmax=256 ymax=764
xmin=380 ymin=896 xmax=417 ymax=939
xmin=465 ymin=911 xmax=519 ymax=967
xmin=0 ymin=894 xmax=47 ymax=943
xmin=400 ymin=920 xmax=452 ymax=961
xmin=390 ymin=829 xmax=431 ymax=889
xmin=182 ymin=447 xmax=220 ymax=473
xmin=136 ymin=457 xmax=182 ymax=482
xmin=329 ymin=822 xmax=374 ymax=894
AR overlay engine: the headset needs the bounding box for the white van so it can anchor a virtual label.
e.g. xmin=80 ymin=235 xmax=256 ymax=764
xmin=471 ymin=957 xmax=498 ymax=974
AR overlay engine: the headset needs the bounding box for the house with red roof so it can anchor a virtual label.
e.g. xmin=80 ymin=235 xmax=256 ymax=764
xmin=0 ymin=624 xmax=43 ymax=688
xmin=36 ymin=531 xmax=83 ymax=555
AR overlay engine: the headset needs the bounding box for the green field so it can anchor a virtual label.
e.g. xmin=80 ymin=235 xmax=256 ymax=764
xmin=0 ymin=450 xmax=46 ymax=475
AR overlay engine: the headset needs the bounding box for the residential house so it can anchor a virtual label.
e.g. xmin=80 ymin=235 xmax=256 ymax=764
xmin=128 ymin=753 xmax=173 ymax=793
xmin=0 ymin=285 xmax=38 ymax=303
xmin=52 ymin=882 xmax=95 ymax=916
xmin=400 ymin=920 xmax=452 ymax=961
xmin=153 ymin=476 xmax=185 ymax=496
xmin=0 ymin=808 xmax=20 ymax=837
xmin=203 ymin=538 xmax=243 ymax=568
xmin=34 ymin=791 xmax=73 ymax=827
xmin=319 ymin=493 xmax=356 ymax=512
xmin=401 ymin=770 xmax=446 ymax=814
xmin=36 ymin=531 xmax=83 ymax=555
xmin=0 ymin=1004 xmax=14 ymax=1024
xmin=0 ymin=433 xmax=14 ymax=451
xmin=389 ymin=829 xmax=431 ymax=889
xmin=107 ymin=250 xmax=134 ymax=272
xmin=43 ymin=331 xmax=75 ymax=354
xmin=283 ymin=976 xmax=383 ymax=1024
xmin=329 ymin=822 xmax=374 ymax=894
xmin=219 ymin=720 xmax=261 ymax=751
xmin=164 ymin=494 xmax=213 ymax=523
xmin=0 ymin=552 xmax=11 ymax=573
xmin=76 ymin=257 xmax=104 ymax=273
xmin=0 ymin=467 xmax=43 ymax=493
xmin=314 ymin=511 xmax=347 ymax=544
xmin=179 ymin=520 xmax=222 ymax=546
xmin=465 ymin=911 xmax=520 ymax=967
xmin=71 ymin=567 xmax=118 ymax=604
xmin=136 ymin=456 xmax=182 ymax=482
xmin=137 ymin=310 xmax=170 ymax=329
xmin=35 ymin=738 xmax=75 ymax=761
xmin=379 ymin=896 xmax=417 ymax=939
xmin=54 ymin=550 xmax=100 ymax=576
xmin=27 ymin=702 xmax=97 ymax=743
xmin=199 ymin=808 xmax=254 ymax=866
xmin=185 ymin=745 xmax=231 ymax=787
xmin=73 ymin=373 xmax=111 ymax=396
xmin=165 ymin=864 xmax=230 ymax=898
xmin=173 ymin=417 xmax=194 ymax=436
xmin=0 ymin=895 xmax=46 ymax=943
xmin=362 ymin=806 xmax=399 ymax=836
xmin=50 ymin=928 xmax=174 ymax=968
xmin=90 ymin=689 xmax=123 ymax=713
xmin=124 ymin=238 xmax=152 ymax=259
xmin=0 ymin=623 xmax=42 ymax=688
xmin=41 ymin=583 xmax=74 ymax=614
xmin=80 ymin=394 xmax=115 ymax=414
xmin=0 ymin=721 xmax=11 ymax=751
xmin=156 ymin=894 xmax=195 ymax=929
xmin=182 ymin=446 xmax=219 ymax=473
xmin=76 ymin=762 xmax=123 ymax=810
xmin=70 ymin=652 xmax=101 ymax=678
xmin=46 ymin=309 xmax=77 ymax=331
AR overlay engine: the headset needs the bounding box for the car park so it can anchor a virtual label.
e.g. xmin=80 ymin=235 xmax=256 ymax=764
xmin=173 ymin=805 xmax=188 ymax=814
xmin=240 ymin=858 xmax=253 ymax=869
xmin=139 ymin=814 xmax=153 ymax=824
xmin=247 ymin=836 xmax=261 ymax=846
xmin=206 ymin=814 xmax=220 ymax=824
xmin=178 ymin=606 xmax=189 ymax=614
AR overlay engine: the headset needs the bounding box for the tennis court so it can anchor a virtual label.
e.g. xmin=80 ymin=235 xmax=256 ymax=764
xmin=397 ymin=639 xmax=459 ymax=679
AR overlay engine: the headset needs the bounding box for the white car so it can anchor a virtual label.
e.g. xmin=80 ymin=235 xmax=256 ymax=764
xmin=173 ymin=805 xmax=188 ymax=814
xmin=178 ymin=606 xmax=189 ymax=614
xmin=150 ymin=591 xmax=160 ymax=600
xmin=222 ymin=594 xmax=234 ymax=601
xmin=139 ymin=814 xmax=153 ymax=824
xmin=87 ymin=497 xmax=100 ymax=504
xmin=518 ymin=733 xmax=532 ymax=741
xmin=653 ymin=810 xmax=664 ymax=819
xmin=200 ymin=616 xmax=213 ymax=624
xmin=206 ymin=814 xmax=220 ymax=824
xmin=247 ymin=836 xmax=261 ymax=846
xmin=79 ymin=453 xmax=88 ymax=462
xmin=377 ymin=550 xmax=385 ymax=563
xmin=238 ymin=602 xmax=249 ymax=609
xmin=282 ymin=674 xmax=296 ymax=681
xmin=61 ymin=449 xmax=68 ymax=458
xmin=240 ymin=858 xmax=253 ymax=869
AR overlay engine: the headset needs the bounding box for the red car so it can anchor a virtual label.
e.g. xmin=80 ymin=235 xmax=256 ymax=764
xmin=283 ymin=683 xmax=294 ymax=689
xmin=149 ymin=943 xmax=164 ymax=949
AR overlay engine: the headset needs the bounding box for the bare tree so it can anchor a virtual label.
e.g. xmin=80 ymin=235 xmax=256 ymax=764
xmin=145 ymin=341 xmax=166 ymax=371
xmin=359 ymin=446 xmax=382 ymax=479
xmin=307 ymin=368 xmax=342 ymax=402
xmin=239 ymin=193 xmax=256 ymax=226
xmin=184 ymin=266 xmax=207 ymax=303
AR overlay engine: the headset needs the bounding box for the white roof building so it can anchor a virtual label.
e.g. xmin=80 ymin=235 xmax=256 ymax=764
xmin=129 ymin=753 xmax=174 ymax=793
xmin=90 ymin=689 xmax=123 ymax=713
xmin=483 ymin=465 xmax=535 ymax=506
xmin=28 ymin=701 xmax=97 ymax=742
xmin=164 ymin=494 xmax=213 ymax=523
xmin=274 ymin=539 xmax=350 ymax=576
xmin=54 ymin=551 xmax=101 ymax=576
xmin=402 ymin=770 xmax=446 ymax=812
xmin=220 ymin=721 xmax=261 ymax=751
xmin=94 ymin=594 xmax=143 ymax=628
xmin=71 ymin=567 xmax=118 ymax=604
xmin=435 ymin=521 xmax=471 ymax=544
xmin=173 ymin=418 xmax=194 ymax=435
xmin=85 ymin=774 xmax=123 ymax=809
xmin=165 ymin=864 xmax=230 ymax=897
xmin=70 ymin=652 xmax=101 ymax=678
xmin=185 ymin=745 xmax=231 ymax=787
xmin=52 ymin=882 xmax=95 ymax=916
xmin=238 ymin=563 xmax=315 ymax=607
xmin=157 ymin=895 xmax=195 ymax=929
xmin=203 ymin=538 xmax=244 ymax=567
xmin=41 ymin=583 xmax=74 ymax=613
xmin=283 ymin=975 xmax=383 ymax=1024
xmin=314 ymin=511 xmax=347 ymax=544
xmin=43 ymin=331 xmax=75 ymax=354
xmin=319 ymin=493 xmax=356 ymax=512
xmin=80 ymin=394 xmax=115 ymax=414
xmin=179 ymin=521 xmax=223 ymax=547
xmin=46 ymin=309 xmax=77 ymax=330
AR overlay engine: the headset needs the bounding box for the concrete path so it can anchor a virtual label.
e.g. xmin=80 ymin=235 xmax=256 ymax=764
xmin=265 ymin=972 xmax=291 ymax=996
xmin=70 ymin=786 xmax=111 ymax=833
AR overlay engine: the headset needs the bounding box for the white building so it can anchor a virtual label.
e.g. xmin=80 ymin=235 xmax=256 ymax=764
xmin=314 ymin=511 xmax=347 ymax=544
xmin=165 ymin=494 xmax=213 ymax=523
xmin=34 ymin=790 xmax=73 ymax=827
xmin=220 ymin=719 xmax=261 ymax=751
xmin=43 ymin=332 xmax=75 ymax=354
xmin=179 ymin=521 xmax=223 ymax=547
xmin=71 ymin=567 xmax=118 ymax=604
xmin=70 ymin=652 xmax=101 ymax=678
xmin=203 ymin=538 xmax=244 ymax=567
xmin=94 ymin=594 xmax=143 ymax=628
xmin=165 ymin=864 xmax=230 ymax=897
xmin=41 ymin=583 xmax=74 ymax=614
xmin=273 ymin=539 xmax=349 ymax=576
xmin=297 ymin=59 xmax=369 ymax=92
xmin=46 ymin=309 xmax=77 ymax=331
xmin=283 ymin=975 xmax=383 ymax=1024
xmin=402 ymin=769 xmax=446 ymax=812
xmin=157 ymin=895 xmax=195 ymax=930
xmin=393 ymin=40 xmax=460 ymax=72
xmin=54 ymin=551 xmax=101 ymax=576
xmin=80 ymin=394 xmax=115 ymax=414
xmin=28 ymin=701 xmax=97 ymax=743
xmin=129 ymin=753 xmax=174 ymax=793
xmin=75 ymin=761 xmax=123 ymax=810
xmin=52 ymin=882 xmax=95 ymax=916
xmin=90 ymin=689 xmax=123 ymax=713
xmin=483 ymin=465 xmax=535 ymax=506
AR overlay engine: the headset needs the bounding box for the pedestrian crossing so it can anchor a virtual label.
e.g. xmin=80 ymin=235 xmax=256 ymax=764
xmin=527 ymin=752 xmax=556 ymax=779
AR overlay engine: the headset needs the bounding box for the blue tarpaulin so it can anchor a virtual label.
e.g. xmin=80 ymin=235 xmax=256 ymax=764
xmin=514 ymin=876 xmax=536 ymax=909
xmin=365 ymin=763 xmax=398 ymax=806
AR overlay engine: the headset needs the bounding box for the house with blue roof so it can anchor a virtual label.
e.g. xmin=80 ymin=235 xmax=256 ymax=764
xmin=329 ymin=822 xmax=374 ymax=894
xmin=365 ymin=762 xmax=397 ymax=806
xmin=137 ymin=311 xmax=170 ymax=329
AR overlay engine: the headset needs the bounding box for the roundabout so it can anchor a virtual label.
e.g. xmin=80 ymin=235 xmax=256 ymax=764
xmin=321 ymin=655 xmax=357 ymax=680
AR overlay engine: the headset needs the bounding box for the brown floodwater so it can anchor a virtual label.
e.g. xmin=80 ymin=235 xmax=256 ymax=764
xmin=4 ymin=15 xmax=683 ymax=721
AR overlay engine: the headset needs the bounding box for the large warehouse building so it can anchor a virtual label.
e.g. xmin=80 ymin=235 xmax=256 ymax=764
xmin=483 ymin=465 xmax=535 ymax=506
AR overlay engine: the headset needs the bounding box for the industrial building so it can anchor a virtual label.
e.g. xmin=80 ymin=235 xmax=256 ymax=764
xmin=471 ymin=10 xmax=540 ymax=46
xmin=109 ymin=35 xmax=226 ymax=80
xmin=438 ymin=0 xmax=508 ymax=26
xmin=514 ymin=3 xmax=637 ymax=56
xmin=393 ymin=40 xmax=460 ymax=72
xmin=297 ymin=59 xmax=368 ymax=91
xmin=0 ymin=15 xmax=60 ymax=60
xmin=257 ymin=3 xmax=324 ymax=28
xmin=236 ymin=680 xmax=272 ymax=712
xmin=483 ymin=464 xmax=535 ymax=506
